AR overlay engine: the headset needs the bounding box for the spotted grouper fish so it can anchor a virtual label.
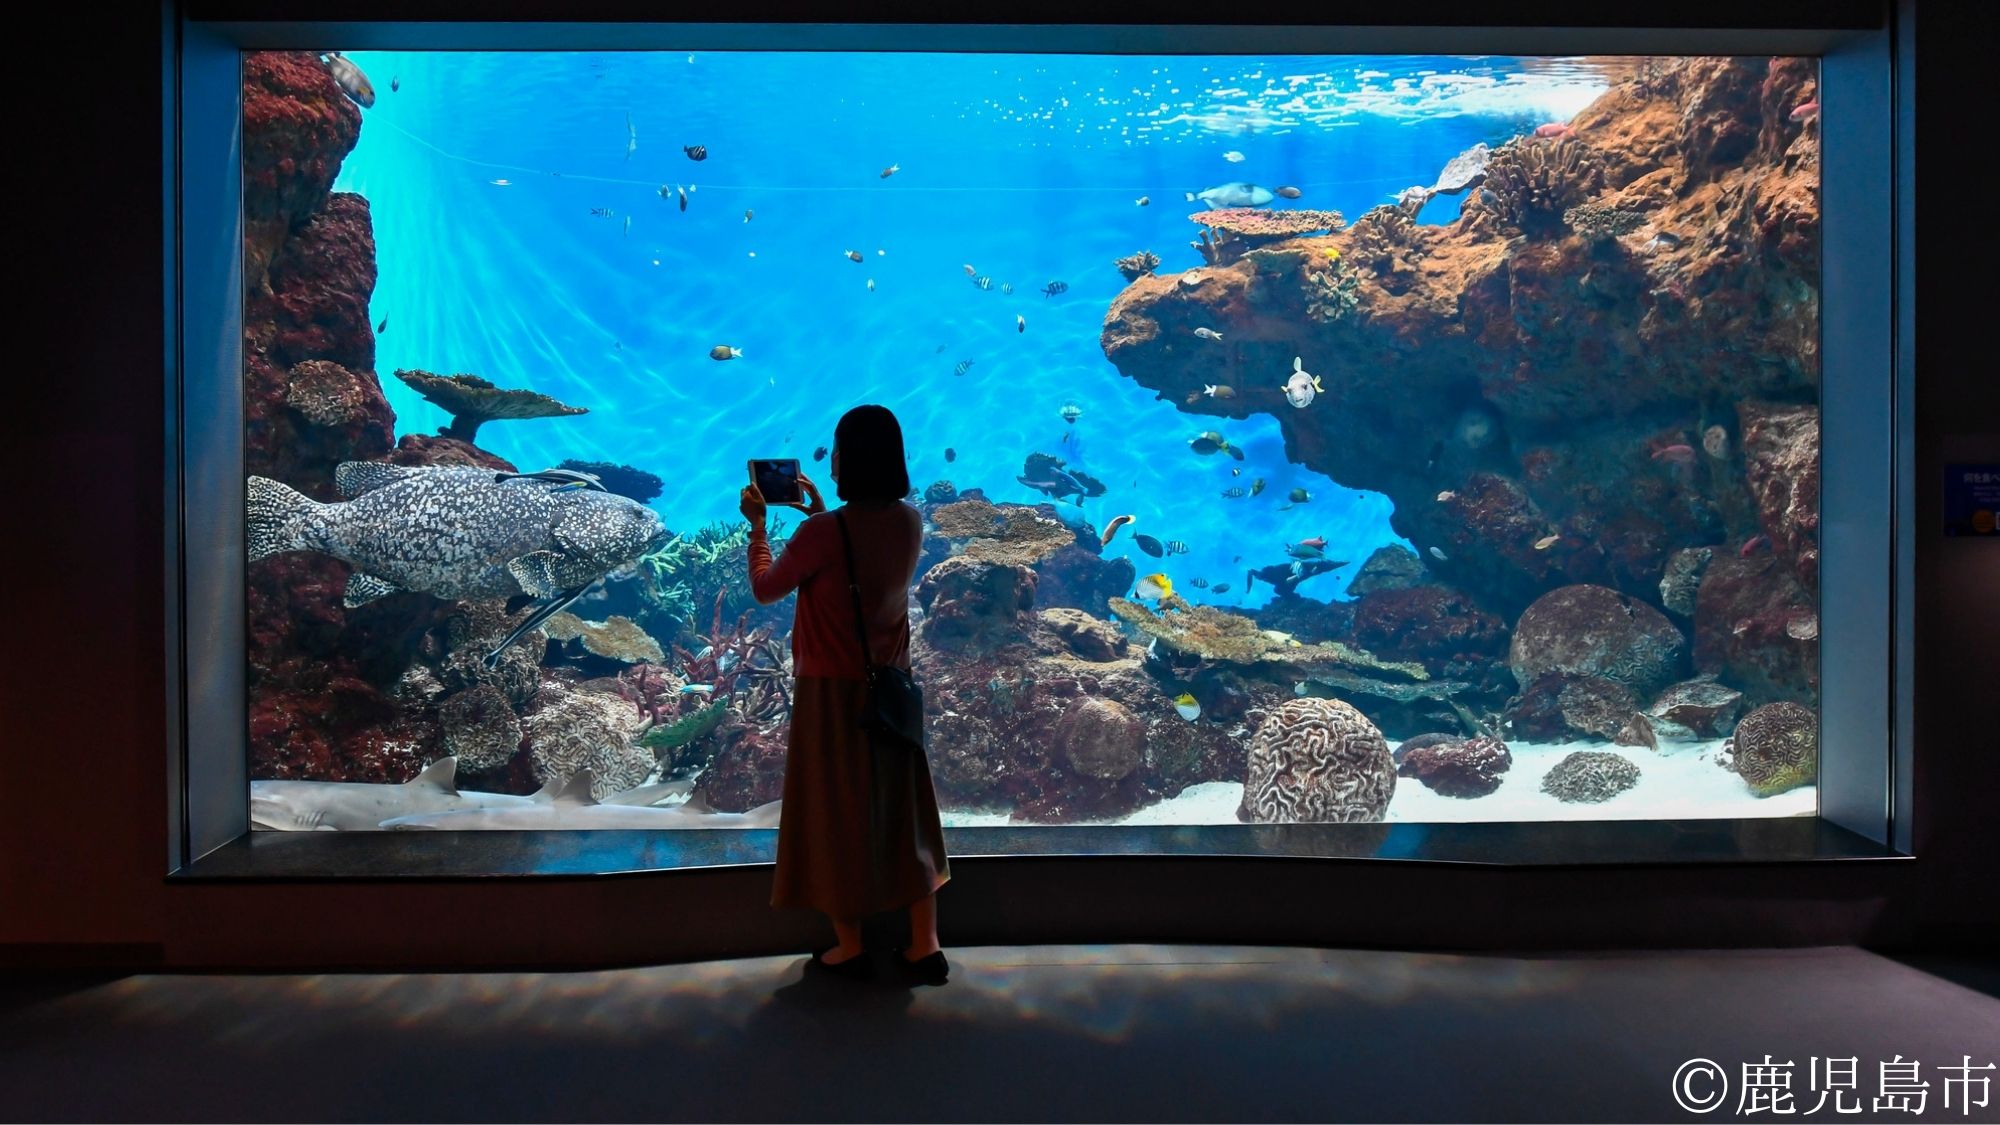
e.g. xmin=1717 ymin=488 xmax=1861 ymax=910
xmin=248 ymin=462 xmax=670 ymax=610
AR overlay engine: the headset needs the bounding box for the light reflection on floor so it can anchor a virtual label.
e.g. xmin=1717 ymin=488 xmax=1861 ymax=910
xmin=5 ymin=946 xmax=1995 ymax=1122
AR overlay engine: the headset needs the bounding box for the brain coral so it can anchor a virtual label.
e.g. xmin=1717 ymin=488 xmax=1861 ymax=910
xmin=521 ymin=682 xmax=651 ymax=798
xmin=1540 ymin=750 xmax=1642 ymax=804
xmin=437 ymin=683 xmax=523 ymax=773
xmin=1238 ymin=698 xmax=1395 ymax=823
xmin=1727 ymin=701 xmax=1817 ymax=797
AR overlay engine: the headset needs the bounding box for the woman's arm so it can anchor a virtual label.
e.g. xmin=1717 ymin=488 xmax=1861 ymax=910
xmin=748 ymin=518 xmax=819 ymax=604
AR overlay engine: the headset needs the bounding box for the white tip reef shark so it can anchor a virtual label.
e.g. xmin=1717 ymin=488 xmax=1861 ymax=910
xmin=250 ymin=760 xmax=705 ymax=831
xmin=379 ymin=769 xmax=783 ymax=831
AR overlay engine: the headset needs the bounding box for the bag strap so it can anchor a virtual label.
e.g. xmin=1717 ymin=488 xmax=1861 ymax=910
xmin=833 ymin=510 xmax=874 ymax=675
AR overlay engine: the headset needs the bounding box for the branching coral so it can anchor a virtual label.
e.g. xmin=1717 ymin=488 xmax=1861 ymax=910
xmin=1346 ymin=205 xmax=1423 ymax=276
xmin=1115 ymin=249 xmax=1162 ymax=282
xmin=1304 ymin=260 xmax=1363 ymax=323
xmin=634 ymin=519 xmax=789 ymax=643
xmin=1563 ymin=203 xmax=1648 ymax=242
xmin=1478 ymin=138 xmax=1606 ymax=238
xmin=393 ymin=369 xmax=588 ymax=443
xmin=1191 ymin=226 xmax=1248 ymax=266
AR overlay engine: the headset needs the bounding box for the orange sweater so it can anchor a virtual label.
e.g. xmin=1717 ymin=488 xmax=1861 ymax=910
xmin=748 ymin=503 xmax=923 ymax=679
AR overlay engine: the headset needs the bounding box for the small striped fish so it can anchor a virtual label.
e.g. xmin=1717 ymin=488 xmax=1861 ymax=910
xmin=953 ymin=359 xmax=975 ymax=377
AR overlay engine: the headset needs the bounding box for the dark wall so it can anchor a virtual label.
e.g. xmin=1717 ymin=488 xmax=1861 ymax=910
xmin=5 ymin=1 xmax=1992 ymax=967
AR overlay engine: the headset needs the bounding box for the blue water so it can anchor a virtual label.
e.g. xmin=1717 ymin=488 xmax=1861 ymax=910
xmin=333 ymin=52 xmax=1615 ymax=608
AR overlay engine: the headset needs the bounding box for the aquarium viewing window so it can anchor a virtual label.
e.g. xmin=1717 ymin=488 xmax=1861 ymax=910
xmin=169 ymin=20 xmax=1911 ymax=874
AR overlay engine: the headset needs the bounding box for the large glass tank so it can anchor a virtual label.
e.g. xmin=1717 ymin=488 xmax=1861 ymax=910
xmin=242 ymin=50 xmax=1823 ymax=832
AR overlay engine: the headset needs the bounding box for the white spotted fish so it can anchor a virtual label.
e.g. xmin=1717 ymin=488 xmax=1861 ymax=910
xmin=247 ymin=463 xmax=669 ymax=614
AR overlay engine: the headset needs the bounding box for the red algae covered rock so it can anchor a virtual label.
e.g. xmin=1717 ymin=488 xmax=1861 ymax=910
xmin=695 ymin=715 xmax=790 ymax=811
xmin=241 ymin=51 xmax=360 ymax=289
xmin=1509 ymin=584 xmax=1687 ymax=697
xmin=916 ymin=556 xmax=1038 ymax=651
xmin=389 ymin=433 xmax=518 ymax=471
xmin=1351 ymin=585 xmax=1508 ymax=677
xmin=1693 ymin=554 xmax=1819 ymax=707
xmin=1056 ymin=698 xmax=1145 ymax=781
xmin=258 ymin=193 xmax=379 ymax=374
xmin=1738 ymin=401 xmax=1820 ymax=592
xmin=1398 ymin=735 xmax=1512 ymax=798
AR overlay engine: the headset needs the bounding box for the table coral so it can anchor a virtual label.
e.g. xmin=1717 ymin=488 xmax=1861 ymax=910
xmin=394 ymin=369 xmax=588 ymax=443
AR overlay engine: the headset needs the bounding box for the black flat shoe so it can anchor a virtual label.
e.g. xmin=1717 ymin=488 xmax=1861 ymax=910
xmin=896 ymin=950 xmax=950 ymax=986
xmin=806 ymin=948 xmax=874 ymax=981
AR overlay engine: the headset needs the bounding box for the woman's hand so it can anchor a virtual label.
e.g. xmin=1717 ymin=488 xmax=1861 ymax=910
xmin=792 ymin=473 xmax=829 ymax=516
xmin=739 ymin=484 xmax=767 ymax=528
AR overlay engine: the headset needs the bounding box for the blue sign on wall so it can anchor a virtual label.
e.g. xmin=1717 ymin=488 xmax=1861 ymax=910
xmin=1943 ymin=464 xmax=2000 ymax=536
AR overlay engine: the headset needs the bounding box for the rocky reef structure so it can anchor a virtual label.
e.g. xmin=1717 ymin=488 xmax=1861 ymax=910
xmin=394 ymin=370 xmax=588 ymax=443
xmin=1398 ymin=735 xmax=1512 ymax=798
xmin=1239 ymin=699 xmax=1395 ymax=823
xmin=1115 ymin=249 xmax=1162 ymax=283
xmin=1101 ymin=57 xmax=1822 ymax=734
xmin=1724 ymin=700 xmax=1817 ymax=796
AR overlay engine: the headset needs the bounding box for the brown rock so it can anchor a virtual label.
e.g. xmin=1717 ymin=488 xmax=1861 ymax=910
xmin=1693 ymin=554 xmax=1818 ymax=708
xmin=1039 ymin=608 xmax=1127 ymax=662
xmin=1398 ymin=735 xmax=1512 ymax=798
xmin=916 ymin=556 xmax=1038 ymax=650
xmin=1510 ymin=584 xmax=1687 ymax=697
xmin=1647 ymin=676 xmax=1747 ymax=738
xmin=1351 ymin=584 xmax=1509 ymax=676
xmin=1056 ymin=698 xmax=1144 ymax=781
xmin=1739 ymin=401 xmax=1821 ymax=591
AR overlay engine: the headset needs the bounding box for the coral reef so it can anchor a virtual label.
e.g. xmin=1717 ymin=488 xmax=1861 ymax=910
xmin=1692 ymin=555 xmax=1819 ymax=707
xmin=1509 ymin=584 xmax=1686 ymax=697
xmin=1191 ymin=208 xmax=1346 ymax=243
xmin=1477 ymin=137 xmax=1605 ymax=238
xmin=1350 ymin=585 xmax=1509 ymax=678
xmin=927 ymin=497 xmax=1075 ymax=566
xmin=389 ymin=434 xmax=515 ymax=471
xmin=1346 ymin=544 xmax=1435 ymax=598
xmin=1659 ymin=546 xmax=1714 ymax=617
xmin=1238 ymin=698 xmax=1395 ymax=823
xmin=923 ymin=480 xmax=958 ymax=505
xmin=1398 ymin=735 xmax=1512 ymax=798
xmin=1115 ymin=249 xmax=1162 ymax=282
xmin=1109 ymin=598 xmax=1428 ymax=681
xmin=1040 ymin=608 xmax=1127 ymax=661
xmin=634 ymin=520 xmax=790 ymax=649
xmin=1303 ymin=260 xmax=1363 ymax=323
xmin=542 ymin=612 xmax=666 ymax=665
xmin=437 ymin=684 xmax=522 ymax=773
xmin=916 ymin=557 xmax=1039 ymax=650
xmin=1541 ymin=750 xmax=1642 ymax=804
xmin=1056 ymin=698 xmax=1145 ymax=781
xmin=1344 ymin=206 xmax=1424 ymax=284
xmin=553 ymin=459 xmax=664 ymax=504
xmin=241 ymin=52 xmax=360 ymax=290
xmin=520 ymin=680 xmax=651 ymax=799
xmin=393 ymin=369 xmax=588 ymax=443
xmin=1738 ymin=401 xmax=1820 ymax=591
xmin=694 ymin=714 xmax=790 ymax=811
xmin=1563 ymin=203 xmax=1648 ymax=242
xmin=1726 ymin=701 xmax=1817 ymax=796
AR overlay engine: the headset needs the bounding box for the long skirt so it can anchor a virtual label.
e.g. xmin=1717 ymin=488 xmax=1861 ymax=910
xmin=770 ymin=676 xmax=951 ymax=919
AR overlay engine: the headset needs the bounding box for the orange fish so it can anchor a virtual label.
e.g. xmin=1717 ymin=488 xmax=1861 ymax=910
xmin=1740 ymin=535 xmax=1772 ymax=557
xmin=1651 ymin=444 xmax=1697 ymax=465
xmin=1101 ymin=514 xmax=1136 ymax=547
xmin=1534 ymin=122 xmax=1572 ymax=138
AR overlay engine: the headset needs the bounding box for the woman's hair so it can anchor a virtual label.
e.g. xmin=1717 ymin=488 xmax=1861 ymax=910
xmin=833 ymin=404 xmax=911 ymax=504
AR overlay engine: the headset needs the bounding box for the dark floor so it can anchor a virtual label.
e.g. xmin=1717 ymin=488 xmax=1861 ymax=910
xmin=2 ymin=946 xmax=1996 ymax=1122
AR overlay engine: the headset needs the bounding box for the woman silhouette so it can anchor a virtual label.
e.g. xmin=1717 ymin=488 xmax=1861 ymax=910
xmin=741 ymin=404 xmax=951 ymax=984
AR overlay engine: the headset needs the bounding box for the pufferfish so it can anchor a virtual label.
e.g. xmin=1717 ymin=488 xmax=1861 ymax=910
xmin=1282 ymin=357 xmax=1323 ymax=408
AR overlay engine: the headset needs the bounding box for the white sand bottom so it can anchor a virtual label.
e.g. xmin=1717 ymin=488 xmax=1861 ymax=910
xmin=938 ymin=737 xmax=1815 ymax=827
